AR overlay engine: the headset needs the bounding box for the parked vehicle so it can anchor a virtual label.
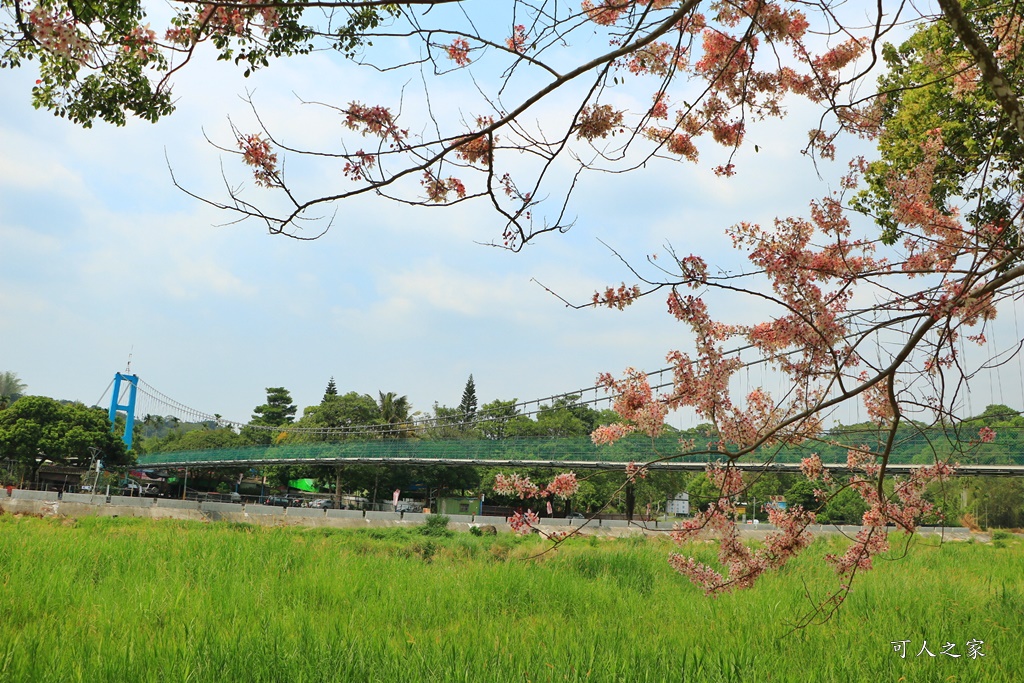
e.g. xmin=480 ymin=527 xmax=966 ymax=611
xmin=122 ymin=480 xmax=159 ymax=496
xmin=309 ymin=499 xmax=333 ymax=509
xmin=264 ymin=496 xmax=298 ymax=507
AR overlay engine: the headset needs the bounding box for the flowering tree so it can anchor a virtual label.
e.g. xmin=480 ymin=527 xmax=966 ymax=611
xmin=7 ymin=0 xmax=1024 ymax=603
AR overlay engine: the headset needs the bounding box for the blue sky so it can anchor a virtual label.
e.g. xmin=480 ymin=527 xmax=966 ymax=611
xmin=2 ymin=16 xmax=1021 ymax=428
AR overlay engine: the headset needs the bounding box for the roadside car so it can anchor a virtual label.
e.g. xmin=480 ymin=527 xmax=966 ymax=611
xmin=122 ymin=481 xmax=159 ymax=496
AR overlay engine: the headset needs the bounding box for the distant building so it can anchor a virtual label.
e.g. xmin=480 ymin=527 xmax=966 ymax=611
xmin=437 ymin=496 xmax=483 ymax=516
xmin=666 ymin=492 xmax=690 ymax=516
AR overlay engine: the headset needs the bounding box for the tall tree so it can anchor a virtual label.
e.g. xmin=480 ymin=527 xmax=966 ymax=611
xmin=536 ymin=396 xmax=601 ymax=437
xmin=0 ymin=371 xmax=27 ymax=409
xmin=0 ymin=396 xmax=130 ymax=478
xmin=293 ymin=391 xmax=380 ymax=441
xmin=458 ymin=375 xmax=478 ymax=423
xmin=243 ymin=387 xmax=297 ymax=446
xmin=853 ymin=2 xmax=1024 ymax=244
xmin=250 ymin=387 xmax=296 ymax=427
xmin=145 ymin=425 xmax=246 ymax=453
xmin=376 ymin=391 xmax=411 ymax=438
xmin=323 ymin=377 xmax=338 ymax=402
xmin=477 ymin=399 xmax=519 ymax=441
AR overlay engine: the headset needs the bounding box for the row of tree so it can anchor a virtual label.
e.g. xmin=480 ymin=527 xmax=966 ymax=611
xmin=0 ymin=374 xmax=132 ymax=481
xmin=141 ymin=375 xmax=623 ymax=453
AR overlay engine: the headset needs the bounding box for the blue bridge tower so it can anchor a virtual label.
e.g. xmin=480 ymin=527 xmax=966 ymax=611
xmin=108 ymin=372 xmax=139 ymax=450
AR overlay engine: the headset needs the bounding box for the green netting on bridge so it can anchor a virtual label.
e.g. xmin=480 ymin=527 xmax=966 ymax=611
xmin=136 ymin=434 xmax=709 ymax=466
xmin=136 ymin=430 xmax=1024 ymax=467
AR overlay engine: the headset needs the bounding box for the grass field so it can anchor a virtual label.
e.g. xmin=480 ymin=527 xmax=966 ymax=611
xmin=0 ymin=514 xmax=1020 ymax=682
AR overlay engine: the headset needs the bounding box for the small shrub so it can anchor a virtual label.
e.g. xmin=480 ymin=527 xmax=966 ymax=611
xmin=420 ymin=514 xmax=452 ymax=537
xmin=412 ymin=540 xmax=437 ymax=562
xmin=992 ymin=529 xmax=1012 ymax=548
xmin=488 ymin=541 xmax=511 ymax=562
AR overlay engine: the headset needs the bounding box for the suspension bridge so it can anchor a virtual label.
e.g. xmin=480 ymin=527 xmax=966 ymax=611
xmin=100 ymin=367 xmax=1024 ymax=477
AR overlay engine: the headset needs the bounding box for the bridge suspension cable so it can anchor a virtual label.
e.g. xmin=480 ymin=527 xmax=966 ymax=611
xmin=124 ymin=303 xmax=1024 ymax=439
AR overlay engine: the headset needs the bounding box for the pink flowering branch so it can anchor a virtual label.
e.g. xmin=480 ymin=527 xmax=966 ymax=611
xmin=155 ymin=0 xmax=917 ymax=245
xmin=492 ymin=472 xmax=581 ymax=535
xmin=668 ymin=466 xmax=817 ymax=595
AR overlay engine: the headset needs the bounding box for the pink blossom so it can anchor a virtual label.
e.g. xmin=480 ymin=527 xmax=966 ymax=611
xmin=493 ymin=473 xmax=541 ymax=499
xmin=591 ymin=423 xmax=633 ymax=445
xmin=506 ymin=25 xmax=527 ymax=53
xmin=509 ymin=510 xmax=539 ymax=535
xmin=447 ymin=37 xmax=471 ymax=66
xmin=800 ymin=453 xmax=832 ymax=483
xmin=237 ymin=133 xmax=279 ymax=188
xmin=546 ymin=473 xmax=579 ymax=499
xmin=625 ymin=462 xmax=649 ymax=481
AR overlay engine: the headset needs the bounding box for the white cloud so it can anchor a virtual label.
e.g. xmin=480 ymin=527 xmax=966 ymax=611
xmin=381 ymin=260 xmax=522 ymax=317
xmin=0 ymin=128 xmax=87 ymax=197
xmin=0 ymin=223 xmax=62 ymax=256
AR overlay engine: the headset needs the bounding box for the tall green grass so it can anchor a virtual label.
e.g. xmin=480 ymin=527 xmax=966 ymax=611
xmin=0 ymin=515 xmax=1020 ymax=682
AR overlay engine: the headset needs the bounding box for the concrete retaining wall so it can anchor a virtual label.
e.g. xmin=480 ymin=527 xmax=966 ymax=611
xmin=326 ymin=509 xmax=364 ymax=520
xmin=401 ymin=512 xmax=428 ymax=523
xmin=10 ymin=489 xmax=59 ymax=502
xmin=156 ymin=499 xmax=200 ymax=510
xmin=200 ymin=502 xmax=244 ymax=514
xmin=472 ymin=515 xmax=508 ymax=525
xmin=245 ymin=504 xmax=285 ymax=517
xmin=286 ymin=508 xmax=326 ymax=519
xmin=365 ymin=511 xmax=401 ymax=521
xmin=109 ymin=495 xmax=156 ymax=508
xmin=61 ymin=493 xmax=102 ymax=504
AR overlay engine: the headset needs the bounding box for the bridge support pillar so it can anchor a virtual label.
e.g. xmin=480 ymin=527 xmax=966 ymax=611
xmin=108 ymin=373 xmax=139 ymax=450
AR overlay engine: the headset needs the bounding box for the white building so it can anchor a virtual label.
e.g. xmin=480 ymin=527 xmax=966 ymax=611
xmin=666 ymin=492 xmax=690 ymax=516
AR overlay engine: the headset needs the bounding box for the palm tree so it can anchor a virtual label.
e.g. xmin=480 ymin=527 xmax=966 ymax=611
xmin=0 ymin=371 xmax=26 ymax=409
xmin=376 ymin=391 xmax=412 ymax=438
